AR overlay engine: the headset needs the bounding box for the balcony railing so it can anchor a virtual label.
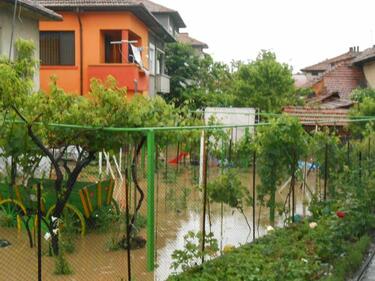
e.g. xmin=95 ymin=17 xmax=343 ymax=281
xmin=156 ymin=74 xmax=170 ymax=93
xmin=87 ymin=64 xmax=148 ymax=92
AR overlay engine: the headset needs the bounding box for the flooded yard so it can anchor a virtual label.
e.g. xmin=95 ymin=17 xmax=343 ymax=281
xmin=0 ymin=164 xmax=318 ymax=281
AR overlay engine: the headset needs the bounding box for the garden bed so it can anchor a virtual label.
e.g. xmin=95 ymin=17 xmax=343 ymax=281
xmin=168 ymin=196 xmax=375 ymax=281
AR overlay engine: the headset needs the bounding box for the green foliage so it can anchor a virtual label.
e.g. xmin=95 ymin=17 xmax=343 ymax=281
xmin=256 ymin=117 xmax=308 ymax=224
xmin=0 ymin=208 xmax=16 ymax=227
xmin=170 ymin=231 xmax=219 ymax=272
xmin=168 ymin=177 xmax=375 ymax=281
xmin=91 ymin=205 xmax=120 ymax=233
xmin=232 ymin=50 xmax=295 ymax=112
xmin=324 ymin=235 xmax=370 ymax=281
xmin=349 ymin=88 xmax=375 ymax=137
xmin=54 ymin=252 xmax=73 ymax=275
xmin=351 ymin=88 xmax=375 ymax=103
xmin=165 ymin=43 xmax=234 ymax=109
xmin=208 ymin=169 xmax=251 ymax=209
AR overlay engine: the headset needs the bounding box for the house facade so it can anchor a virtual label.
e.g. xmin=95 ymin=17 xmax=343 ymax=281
xmin=301 ymin=47 xmax=366 ymax=100
xmin=352 ymin=47 xmax=375 ymax=88
xmin=37 ymin=0 xmax=179 ymax=97
xmin=136 ymin=0 xmax=186 ymax=96
xmin=0 ymin=0 xmax=61 ymax=88
xmin=285 ymin=47 xmax=368 ymax=131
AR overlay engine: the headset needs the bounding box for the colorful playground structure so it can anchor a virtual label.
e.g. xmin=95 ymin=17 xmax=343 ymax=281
xmin=0 ymin=178 xmax=118 ymax=236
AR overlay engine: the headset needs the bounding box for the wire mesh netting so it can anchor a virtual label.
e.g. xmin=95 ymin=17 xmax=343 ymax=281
xmin=0 ymin=122 xmax=373 ymax=280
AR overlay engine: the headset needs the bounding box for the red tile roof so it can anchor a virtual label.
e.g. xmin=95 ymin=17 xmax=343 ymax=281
xmin=301 ymin=50 xmax=359 ymax=72
xmin=283 ymin=107 xmax=350 ymax=126
xmin=177 ymin=33 xmax=208 ymax=49
xmin=37 ymin=0 xmax=175 ymax=42
xmin=131 ymin=0 xmax=186 ymax=27
xmin=3 ymin=0 xmax=61 ymax=20
xmin=352 ymin=47 xmax=375 ymax=65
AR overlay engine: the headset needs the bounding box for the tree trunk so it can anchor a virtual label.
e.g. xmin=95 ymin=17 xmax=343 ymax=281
xmin=130 ymin=137 xmax=146 ymax=235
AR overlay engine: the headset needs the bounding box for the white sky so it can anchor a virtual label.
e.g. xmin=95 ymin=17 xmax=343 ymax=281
xmin=156 ymin=0 xmax=375 ymax=73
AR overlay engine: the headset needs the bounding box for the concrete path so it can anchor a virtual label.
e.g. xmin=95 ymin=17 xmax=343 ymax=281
xmin=360 ymin=255 xmax=375 ymax=281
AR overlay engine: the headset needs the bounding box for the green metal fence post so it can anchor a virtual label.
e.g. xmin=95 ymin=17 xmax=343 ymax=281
xmin=147 ymin=129 xmax=155 ymax=272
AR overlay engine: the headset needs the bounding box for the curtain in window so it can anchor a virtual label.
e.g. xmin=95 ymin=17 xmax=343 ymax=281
xmin=40 ymin=32 xmax=75 ymax=65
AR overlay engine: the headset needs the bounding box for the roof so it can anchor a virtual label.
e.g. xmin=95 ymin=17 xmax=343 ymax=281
xmin=37 ymin=0 xmax=175 ymax=42
xmin=352 ymin=47 xmax=375 ymax=65
xmin=301 ymin=50 xmax=359 ymax=73
xmin=3 ymin=0 xmax=62 ymax=20
xmin=283 ymin=107 xmax=350 ymax=127
xmin=177 ymin=33 xmax=208 ymax=49
xmin=131 ymin=0 xmax=186 ymax=28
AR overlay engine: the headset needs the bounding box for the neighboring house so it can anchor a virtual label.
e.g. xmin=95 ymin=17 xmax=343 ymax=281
xmin=352 ymin=46 xmax=375 ymax=88
xmin=132 ymin=0 xmax=186 ymax=96
xmin=177 ymin=32 xmax=208 ymax=57
xmin=0 ymin=0 xmax=61 ymax=89
xmin=285 ymin=47 xmax=367 ymax=131
xmin=37 ymin=0 xmax=179 ymax=97
xmin=301 ymin=47 xmax=366 ymax=100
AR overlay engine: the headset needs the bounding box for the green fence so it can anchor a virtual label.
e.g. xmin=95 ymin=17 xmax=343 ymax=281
xmin=0 ymin=119 xmax=374 ymax=280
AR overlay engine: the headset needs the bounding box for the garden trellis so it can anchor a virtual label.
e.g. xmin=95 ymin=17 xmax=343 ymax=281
xmin=1 ymin=116 xmax=375 ymax=281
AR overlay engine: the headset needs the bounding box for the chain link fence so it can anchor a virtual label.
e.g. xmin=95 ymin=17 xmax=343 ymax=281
xmin=0 ymin=122 xmax=371 ymax=280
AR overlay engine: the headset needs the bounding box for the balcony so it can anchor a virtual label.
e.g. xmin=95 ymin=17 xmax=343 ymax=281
xmin=87 ymin=64 xmax=148 ymax=93
xmin=156 ymin=74 xmax=170 ymax=93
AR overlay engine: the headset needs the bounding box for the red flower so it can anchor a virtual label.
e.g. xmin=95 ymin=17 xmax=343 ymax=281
xmin=90 ymin=192 xmax=94 ymax=198
xmin=336 ymin=211 xmax=346 ymax=219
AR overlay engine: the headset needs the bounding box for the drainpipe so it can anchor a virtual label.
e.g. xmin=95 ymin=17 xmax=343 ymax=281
xmin=9 ymin=0 xmax=19 ymax=60
xmin=76 ymin=8 xmax=83 ymax=96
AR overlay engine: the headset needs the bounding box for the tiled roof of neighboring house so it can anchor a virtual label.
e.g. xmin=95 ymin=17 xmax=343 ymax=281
xmin=3 ymin=0 xmax=62 ymax=20
xmin=306 ymin=91 xmax=354 ymax=109
xmin=302 ymin=61 xmax=365 ymax=100
xmin=37 ymin=0 xmax=175 ymax=42
xmin=177 ymin=33 xmax=208 ymax=49
xmin=283 ymin=107 xmax=350 ymax=127
xmin=301 ymin=49 xmax=359 ymax=72
xmin=352 ymin=47 xmax=375 ymax=65
xmin=131 ymin=0 xmax=186 ymax=28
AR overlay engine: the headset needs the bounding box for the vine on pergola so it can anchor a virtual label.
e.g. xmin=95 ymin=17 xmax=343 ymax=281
xmin=0 ymin=39 xmax=188 ymax=254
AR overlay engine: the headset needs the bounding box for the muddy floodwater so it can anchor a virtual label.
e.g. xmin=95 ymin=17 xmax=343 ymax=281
xmin=0 ymin=165 xmax=318 ymax=281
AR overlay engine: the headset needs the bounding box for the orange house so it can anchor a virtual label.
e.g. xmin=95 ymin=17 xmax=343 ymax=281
xmin=37 ymin=1 xmax=175 ymax=97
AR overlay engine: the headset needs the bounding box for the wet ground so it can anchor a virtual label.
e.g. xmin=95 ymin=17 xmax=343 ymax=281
xmin=0 ymin=164 xmax=318 ymax=281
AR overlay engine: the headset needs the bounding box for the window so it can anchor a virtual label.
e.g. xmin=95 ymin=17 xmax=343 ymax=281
xmin=40 ymin=31 xmax=75 ymax=66
xmin=156 ymin=51 xmax=165 ymax=75
xmin=149 ymin=43 xmax=156 ymax=75
xmin=102 ymin=30 xmax=122 ymax=63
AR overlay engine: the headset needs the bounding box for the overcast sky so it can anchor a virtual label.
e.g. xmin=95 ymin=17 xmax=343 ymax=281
xmin=156 ymin=0 xmax=375 ymax=73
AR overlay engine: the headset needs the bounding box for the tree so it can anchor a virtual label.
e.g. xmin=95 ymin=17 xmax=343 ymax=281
xmin=256 ymin=117 xmax=308 ymax=225
xmin=164 ymin=42 xmax=201 ymax=107
xmin=232 ymin=50 xmax=295 ymax=113
xmin=0 ymin=40 xmax=181 ymax=254
xmin=165 ymin=43 xmax=234 ymax=110
xmin=349 ymin=88 xmax=375 ymax=137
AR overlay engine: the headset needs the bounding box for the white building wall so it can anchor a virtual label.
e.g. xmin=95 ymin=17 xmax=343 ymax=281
xmin=204 ymin=107 xmax=256 ymax=141
xmin=363 ymin=61 xmax=375 ymax=89
xmin=0 ymin=7 xmax=40 ymax=90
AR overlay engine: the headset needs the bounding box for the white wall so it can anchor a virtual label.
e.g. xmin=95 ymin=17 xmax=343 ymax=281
xmin=363 ymin=61 xmax=375 ymax=89
xmin=204 ymin=107 xmax=256 ymax=141
xmin=0 ymin=7 xmax=40 ymax=90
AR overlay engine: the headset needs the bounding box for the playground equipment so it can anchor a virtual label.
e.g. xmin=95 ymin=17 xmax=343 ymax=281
xmin=0 ymin=178 xmax=118 ymax=236
xmin=168 ymin=152 xmax=189 ymax=164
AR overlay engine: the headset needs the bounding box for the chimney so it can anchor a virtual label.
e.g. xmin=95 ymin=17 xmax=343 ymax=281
xmin=349 ymin=47 xmax=353 ymax=52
